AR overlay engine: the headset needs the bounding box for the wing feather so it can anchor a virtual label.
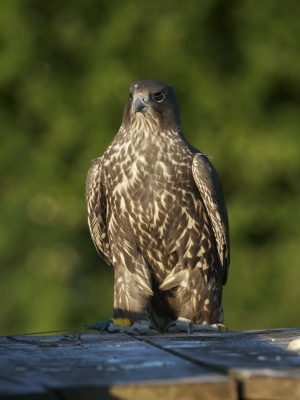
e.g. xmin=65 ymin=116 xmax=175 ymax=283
xmin=192 ymin=153 xmax=230 ymax=284
xmin=86 ymin=158 xmax=112 ymax=265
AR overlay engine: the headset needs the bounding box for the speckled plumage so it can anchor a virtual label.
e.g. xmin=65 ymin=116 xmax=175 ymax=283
xmin=86 ymin=80 xmax=230 ymax=330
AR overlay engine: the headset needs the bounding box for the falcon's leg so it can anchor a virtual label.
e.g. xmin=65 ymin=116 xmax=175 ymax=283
xmin=87 ymin=250 xmax=161 ymax=334
xmin=164 ymin=317 xmax=225 ymax=333
xmin=162 ymin=265 xmax=226 ymax=333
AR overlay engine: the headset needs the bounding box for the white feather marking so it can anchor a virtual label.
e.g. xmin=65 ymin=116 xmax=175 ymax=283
xmin=133 ymin=274 xmax=153 ymax=296
xmin=159 ymin=269 xmax=185 ymax=290
xmin=120 ymin=197 xmax=126 ymax=212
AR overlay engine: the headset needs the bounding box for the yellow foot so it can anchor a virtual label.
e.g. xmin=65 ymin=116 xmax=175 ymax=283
xmin=109 ymin=320 xmax=161 ymax=335
xmin=164 ymin=317 xmax=227 ymax=333
xmin=86 ymin=318 xmax=161 ymax=335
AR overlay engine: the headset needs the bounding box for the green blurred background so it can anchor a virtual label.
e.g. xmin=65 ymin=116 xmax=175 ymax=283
xmin=1 ymin=0 xmax=300 ymax=335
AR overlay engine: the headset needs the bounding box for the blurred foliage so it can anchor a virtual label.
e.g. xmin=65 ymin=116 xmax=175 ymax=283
xmin=1 ymin=0 xmax=300 ymax=335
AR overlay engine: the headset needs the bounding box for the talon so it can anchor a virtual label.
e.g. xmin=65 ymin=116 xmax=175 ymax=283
xmin=217 ymin=323 xmax=228 ymax=331
xmin=149 ymin=325 xmax=163 ymax=334
xmin=101 ymin=324 xmax=110 ymax=333
xmin=163 ymin=322 xmax=175 ymax=333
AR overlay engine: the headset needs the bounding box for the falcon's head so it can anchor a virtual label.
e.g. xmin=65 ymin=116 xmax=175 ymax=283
xmin=122 ymin=80 xmax=182 ymax=133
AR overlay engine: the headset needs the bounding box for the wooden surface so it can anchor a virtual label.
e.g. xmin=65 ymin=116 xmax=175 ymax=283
xmin=1 ymin=327 xmax=300 ymax=399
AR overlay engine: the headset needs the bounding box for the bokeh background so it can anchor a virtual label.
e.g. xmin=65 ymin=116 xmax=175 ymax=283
xmin=1 ymin=0 xmax=300 ymax=335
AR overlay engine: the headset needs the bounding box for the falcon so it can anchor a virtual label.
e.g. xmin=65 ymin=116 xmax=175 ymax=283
xmin=86 ymin=80 xmax=230 ymax=334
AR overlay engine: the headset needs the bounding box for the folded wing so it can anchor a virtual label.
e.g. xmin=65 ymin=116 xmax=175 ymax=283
xmin=86 ymin=158 xmax=112 ymax=265
xmin=192 ymin=153 xmax=230 ymax=284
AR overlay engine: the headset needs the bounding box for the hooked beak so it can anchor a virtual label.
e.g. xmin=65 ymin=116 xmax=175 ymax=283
xmin=133 ymin=94 xmax=149 ymax=114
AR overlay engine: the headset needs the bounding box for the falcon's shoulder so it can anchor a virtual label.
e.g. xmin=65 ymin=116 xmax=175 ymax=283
xmin=192 ymin=153 xmax=230 ymax=284
xmin=86 ymin=157 xmax=111 ymax=265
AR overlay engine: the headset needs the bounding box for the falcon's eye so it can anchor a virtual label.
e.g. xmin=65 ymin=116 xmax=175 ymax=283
xmin=153 ymin=92 xmax=165 ymax=102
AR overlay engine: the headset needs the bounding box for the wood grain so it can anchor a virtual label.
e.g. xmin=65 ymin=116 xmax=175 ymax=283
xmin=0 ymin=332 xmax=236 ymax=400
xmin=1 ymin=328 xmax=300 ymax=399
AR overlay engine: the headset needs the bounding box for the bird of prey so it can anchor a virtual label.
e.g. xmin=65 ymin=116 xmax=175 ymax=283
xmin=86 ymin=80 xmax=230 ymax=334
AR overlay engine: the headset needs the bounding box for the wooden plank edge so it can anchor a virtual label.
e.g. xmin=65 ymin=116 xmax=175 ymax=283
xmin=54 ymin=376 xmax=238 ymax=400
xmin=230 ymin=369 xmax=300 ymax=400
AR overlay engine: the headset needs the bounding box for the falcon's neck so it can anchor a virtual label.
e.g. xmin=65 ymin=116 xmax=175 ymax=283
xmin=120 ymin=113 xmax=183 ymax=144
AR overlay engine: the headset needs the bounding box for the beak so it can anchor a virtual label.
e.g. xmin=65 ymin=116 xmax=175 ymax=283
xmin=133 ymin=94 xmax=149 ymax=114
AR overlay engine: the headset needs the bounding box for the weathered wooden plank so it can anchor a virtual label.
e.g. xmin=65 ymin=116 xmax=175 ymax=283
xmin=58 ymin=377 xmax=237 ymax=400
xmin=144 ymin=328 xmax=300 ymax=400
xmin=0 ymin=333 xmax=237 ymax=400
xmin=2 ymin=328 xmax=299 ymax=399
xmin=231 ymin=369 xmax=300 ymax=400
